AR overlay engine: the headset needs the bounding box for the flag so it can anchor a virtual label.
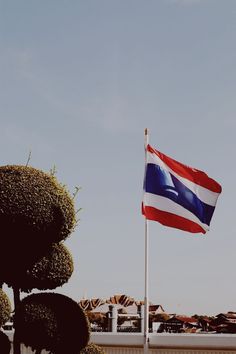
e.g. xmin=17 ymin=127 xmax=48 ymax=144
xmin=142 ymin=144 xmax=222 ymax=234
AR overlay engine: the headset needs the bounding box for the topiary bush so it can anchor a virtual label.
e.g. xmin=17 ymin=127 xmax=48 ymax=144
xmin=0 ymin=165 xmax=76 ymax=283
xmin=0 ymin=331 xmax=11 ymax=354
xmin=0 ymin=164 xmax=89 ymax=354
xmin=13 ymin=243 xmax=74 ymax=292
xmin=0 ymin=289 xmax=11 ymax=327
xmin=15 ymin=293 xmax=90 ymax=354
xmin=80 ymin=343 xmax=106 ymax=354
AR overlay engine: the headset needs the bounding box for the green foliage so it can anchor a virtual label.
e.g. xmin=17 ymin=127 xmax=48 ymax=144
xmin=87 ymin=312 xmax=107 ymax=331
xmin=0 ymin=165 xmax=76 ymax=284
xmin=0 ymin=164 xmax=89 ymax=354
xmin=0 ymin=331 xmax=11 ymax=354
xmin=15 ymin=293 xmax=90 ymax=354
xmin=151 ymin=313 xmax=170 ymax=322
xmin=18 ymin=243 xmax=74 ymax=292
xmin=0 ymin=165 xmax=76 ymax=239
xmin=80 ymin=343 xmax=106 ymax=354
xmin=0 ymin=289 xmax=11 ymax=327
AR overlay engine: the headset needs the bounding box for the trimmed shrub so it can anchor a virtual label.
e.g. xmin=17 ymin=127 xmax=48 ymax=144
xmin=0 ymin=331 xmax=11 ymax=354
xmin=0 ymin=165 xmax=76 ymax=283
xmin=0 ymin=289 xmax=11 ymax=327
xmin=15 ymin=243 xmax=74 ymax=292
xmin=15 ymin=293 xmax=90 ymax=353
xmin=80 ymin=343 xmax=106 ymax=354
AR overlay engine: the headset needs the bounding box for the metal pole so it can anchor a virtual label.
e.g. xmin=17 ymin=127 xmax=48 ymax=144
xmin=144 ymin=128 xmax=149 ymax=354
xmin=144 ymin=218 xmax=149 ymax=354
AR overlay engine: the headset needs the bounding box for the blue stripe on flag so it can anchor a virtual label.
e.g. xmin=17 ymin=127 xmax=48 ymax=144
xmin=144 ymin=164 xmax=215 ymax=226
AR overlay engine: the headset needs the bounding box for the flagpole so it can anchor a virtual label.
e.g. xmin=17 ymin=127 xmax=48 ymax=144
xmin=144 ymin=128 xmax=149 ymax=354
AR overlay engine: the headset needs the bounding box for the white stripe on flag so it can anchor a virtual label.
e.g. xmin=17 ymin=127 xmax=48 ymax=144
xmin=143 ymin=192 xmax=209 ymax=232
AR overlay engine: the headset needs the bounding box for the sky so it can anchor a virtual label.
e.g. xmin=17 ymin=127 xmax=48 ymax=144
xmin=0 ymin=0 xmax=236 ymax=316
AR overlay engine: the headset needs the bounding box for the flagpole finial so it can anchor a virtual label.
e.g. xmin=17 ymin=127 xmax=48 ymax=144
xmin=144 ymin=128 xmax=149 ymax=149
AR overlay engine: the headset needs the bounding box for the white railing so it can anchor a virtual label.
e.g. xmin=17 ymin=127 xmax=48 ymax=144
xmin=92 ymin=332 xmax=236 ymax=352
xmin=6 ymin=331 xmax=236 ymax=354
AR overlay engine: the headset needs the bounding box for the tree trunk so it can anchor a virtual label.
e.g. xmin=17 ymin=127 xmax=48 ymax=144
xmin=13 ymin=287 xmax=21 ymax=354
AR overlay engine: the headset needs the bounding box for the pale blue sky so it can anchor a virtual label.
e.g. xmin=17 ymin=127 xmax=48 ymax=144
xmin=0 ymin=0 xmax=236 ymax=316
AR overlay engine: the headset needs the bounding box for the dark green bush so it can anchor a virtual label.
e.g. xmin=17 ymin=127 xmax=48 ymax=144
xmin=13 ymin=243 xmax=74 ymax=292
xmin=0 ymin=289 xmax=11 ymax=327
xmin=0 ymin=331 xmax=11 ymax=354
xmin=0 ymin=165 xmax=76 ymax=283
xmin=80 ymin=343 xmax=106 ymax=354
xmin=15 ymin=293 xmax=90 ymax=354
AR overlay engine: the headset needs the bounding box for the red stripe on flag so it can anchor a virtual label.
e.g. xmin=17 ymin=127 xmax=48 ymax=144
xmin=147 ymin=145 xmax=222 ymax=194
xmin=142 ymin=205 xmax=206 ymax=234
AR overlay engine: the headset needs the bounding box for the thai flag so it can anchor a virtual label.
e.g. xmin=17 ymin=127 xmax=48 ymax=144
xmin=142 ymin=145 xmax=222 ymax=234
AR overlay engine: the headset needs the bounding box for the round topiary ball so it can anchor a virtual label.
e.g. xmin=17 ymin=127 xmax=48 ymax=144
xmin=18 ymin=243 xmax=74 ymax=292
xmin=0 ymin=289 xmax=11 ymax=328
xmin=15 ymin=293 xmax=90 ymax=354
xmin=0 ymin=331 xmax=11 ymax=354
xmin=0 ymin=165 xmax=76 ymax=282
xmin=81 ymin=343 xmax=106 ymax=354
